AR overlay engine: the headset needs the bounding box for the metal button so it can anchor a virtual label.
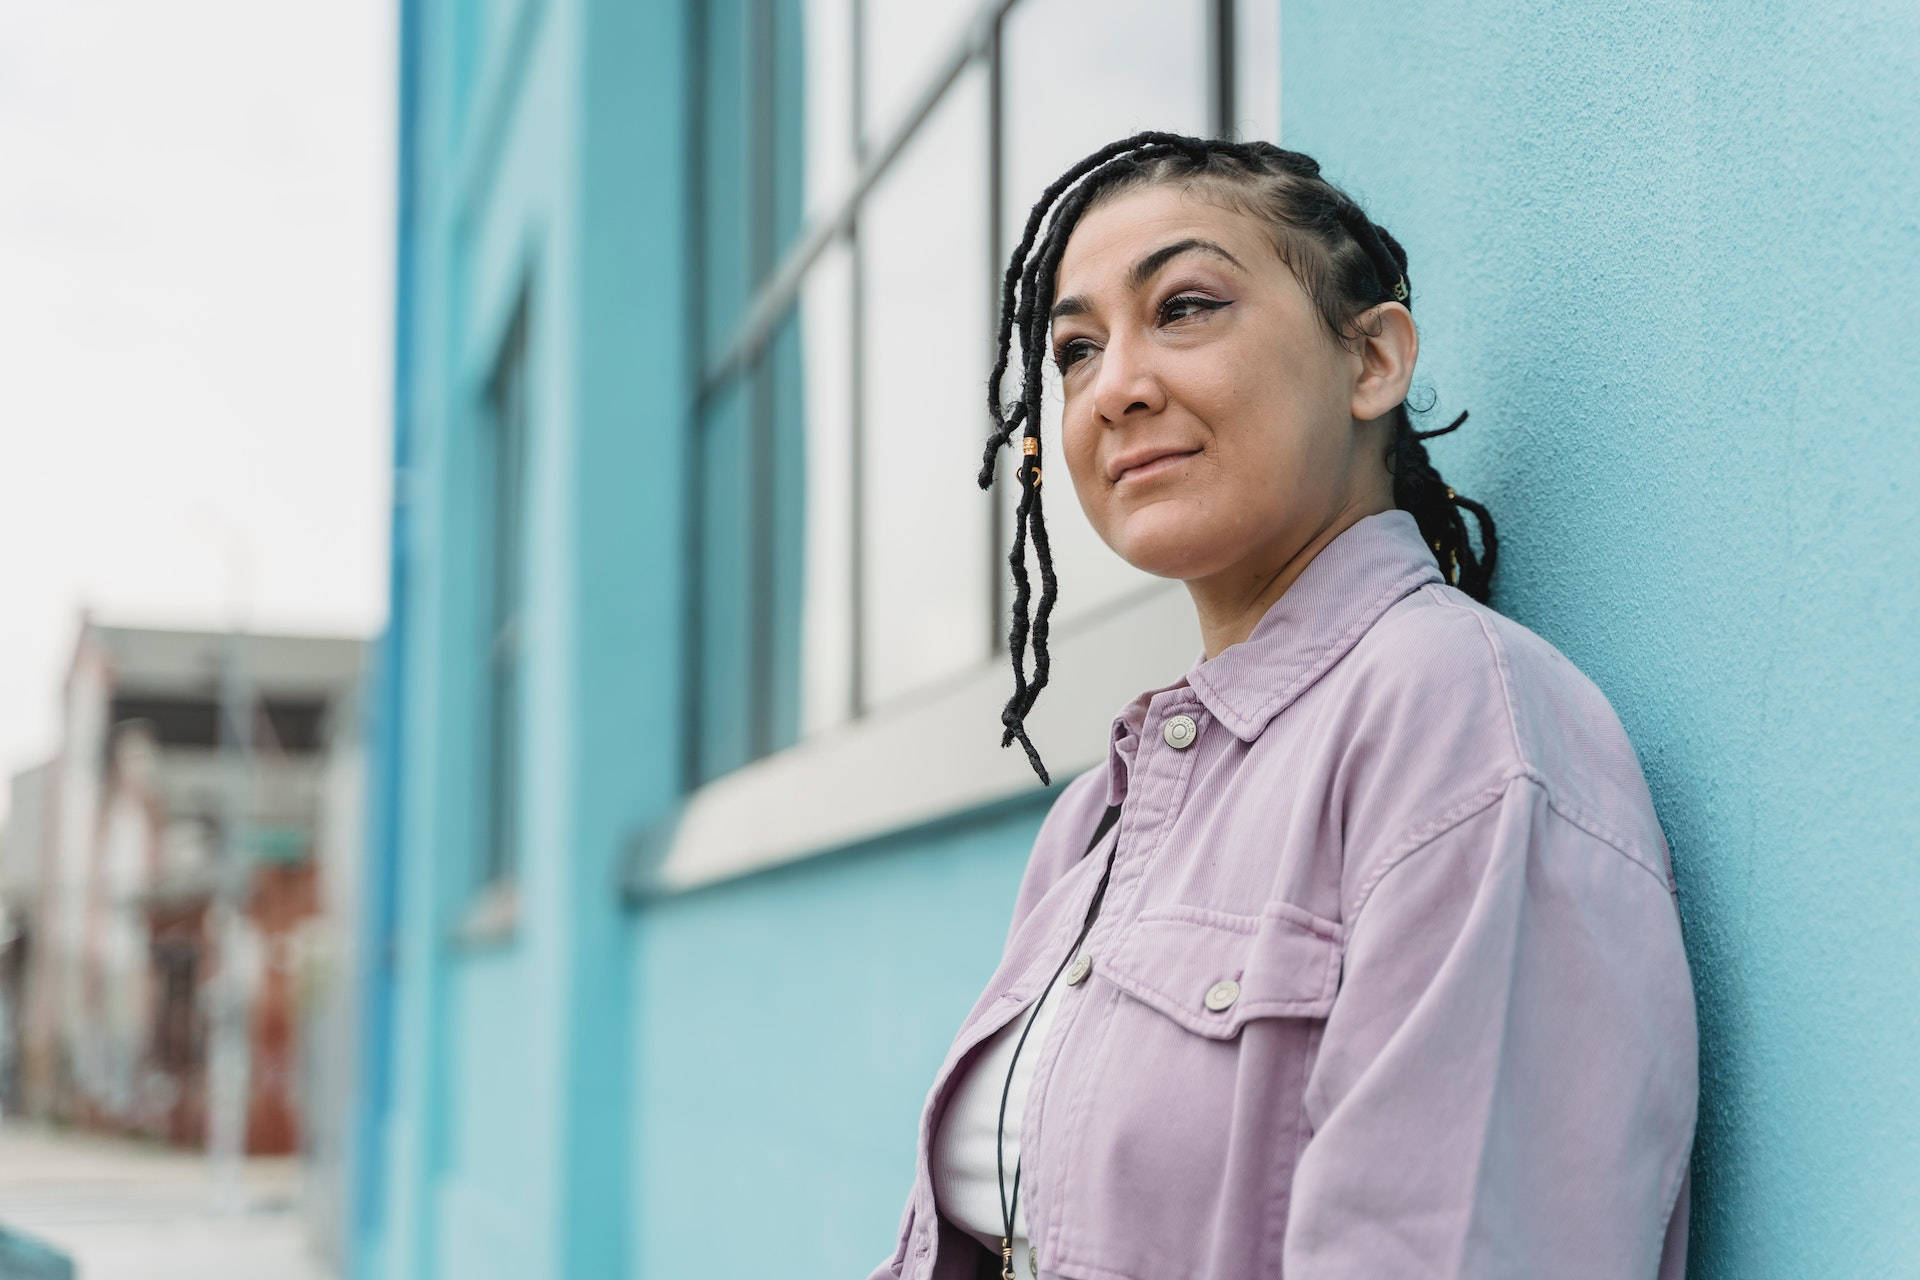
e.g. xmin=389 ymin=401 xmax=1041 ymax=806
xmin=1065 ymin=953 xmax=1092 ymax=986
xmin=1203 ymin=978 xmax=1240 ymax=1012
xmin=1162 ymin=713 xmax=1198 ymax=749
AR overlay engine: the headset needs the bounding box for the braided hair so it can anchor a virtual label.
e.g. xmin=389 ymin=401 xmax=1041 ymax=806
xmin=978 ymin=131 xmax=1498 ymax=786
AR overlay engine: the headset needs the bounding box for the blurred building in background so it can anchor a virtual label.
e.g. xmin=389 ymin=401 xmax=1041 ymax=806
xmin=0 ymin=762 xmax=55 ymax=1120
xmin=357 ymin=0 xmax=1920 ymax=1278
xmin=0 ymin=617 xmax=367 ymax=1171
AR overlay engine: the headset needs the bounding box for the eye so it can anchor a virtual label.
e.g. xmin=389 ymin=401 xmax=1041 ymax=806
xmin=1052 ymin=336 xmax=1096 ymax=374
xmin=1159 ymin=293 xmax=1229 ymax=325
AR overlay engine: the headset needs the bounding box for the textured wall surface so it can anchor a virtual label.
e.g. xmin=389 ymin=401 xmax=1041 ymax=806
xmin=1280 ymin=2 xmax=1920 ymax=1273
xmin=628 ymin=796 xmax=1052 ymax=1280
xmin=367 ymin=1 xmax=687 ymax=1276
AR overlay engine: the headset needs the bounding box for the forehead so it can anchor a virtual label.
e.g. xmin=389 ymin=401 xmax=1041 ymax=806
xmin=1055 ymin=182 xmax=1274 ymax=291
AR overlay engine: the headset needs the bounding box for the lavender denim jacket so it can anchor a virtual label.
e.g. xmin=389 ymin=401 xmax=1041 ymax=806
xmin=868 ymin=509 xmax=1698 ymax=1280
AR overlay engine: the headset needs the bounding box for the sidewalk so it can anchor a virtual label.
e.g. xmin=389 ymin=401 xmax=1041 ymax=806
xmin=0 ymin=1123 xmax=335 ymax=1280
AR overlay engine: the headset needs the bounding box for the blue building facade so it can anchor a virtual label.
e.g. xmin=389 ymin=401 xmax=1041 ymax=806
xmin=357 ymin=1 xmax=1920 ymax=1277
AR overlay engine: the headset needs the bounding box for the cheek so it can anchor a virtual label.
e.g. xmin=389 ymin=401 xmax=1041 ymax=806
xmin=1060 ymin=411 xmax=1102 ymax=496
xmin=1202 ymin=362 xmax=1336 ymax=485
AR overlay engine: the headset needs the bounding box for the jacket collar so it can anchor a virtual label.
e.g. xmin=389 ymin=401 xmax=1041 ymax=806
xmin=1105 ymin=508 xmax=1443 ymax=806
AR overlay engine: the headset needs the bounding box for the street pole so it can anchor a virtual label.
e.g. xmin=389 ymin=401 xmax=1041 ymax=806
xmin=205 ymin=607 xmax=257 ymax=1211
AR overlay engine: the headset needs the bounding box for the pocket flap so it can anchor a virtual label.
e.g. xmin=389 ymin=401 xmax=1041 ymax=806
xmin=1101 ymin=901 xmax=1344 ymax=1039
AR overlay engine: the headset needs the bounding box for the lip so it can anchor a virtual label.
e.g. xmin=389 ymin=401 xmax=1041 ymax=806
xmin=1109 ymin=446 xmax=1201 ymax=484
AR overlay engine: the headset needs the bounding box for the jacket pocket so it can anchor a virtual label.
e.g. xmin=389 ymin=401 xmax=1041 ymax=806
xmin=1042 ymin=901 xmax=1345 ymax=1278
xmin=1100 ymin=900 xmax=1344 ymax=1038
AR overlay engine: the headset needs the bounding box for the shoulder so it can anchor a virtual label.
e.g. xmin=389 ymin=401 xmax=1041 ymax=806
xmin=1326 ymin=581 xmax=1673 ymax=891
xmin=1038 ymin=762 xmax=1112 ymax=854
xmin=1004 ymin=765 xmax=1112 ymax=940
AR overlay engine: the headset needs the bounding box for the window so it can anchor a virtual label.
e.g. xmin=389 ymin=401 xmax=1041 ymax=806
xmin=105 ymin=694 xmax=220 ymax=749
xmin=104 ymin=693 xmax=329 ymax=754
xmin=478 ymin=289 xmax=530 ymax=888
xmin=685 ymin=0 xmax=1275 ymax=790
xmin=995 ymin=0 xmax=1214 ymax=626
xmin=858 ymin=65 xmax=992 ymax=708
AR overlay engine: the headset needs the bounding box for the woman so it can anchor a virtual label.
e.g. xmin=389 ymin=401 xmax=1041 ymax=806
xmin=868 ymin=133 xmax=1697 ymax=1280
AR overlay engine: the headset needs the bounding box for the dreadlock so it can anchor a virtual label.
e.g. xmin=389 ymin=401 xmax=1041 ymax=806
xmin=979 ymin=130 xmax=1499 ymax=786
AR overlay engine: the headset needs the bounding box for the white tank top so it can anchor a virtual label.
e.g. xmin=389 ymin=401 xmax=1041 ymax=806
xmin=929 ymin=986 xmax=1063 ymax=1280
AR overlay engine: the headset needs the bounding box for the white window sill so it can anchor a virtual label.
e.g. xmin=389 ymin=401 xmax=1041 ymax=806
xmin=623 ymin=581 xmax=1198 ymax=899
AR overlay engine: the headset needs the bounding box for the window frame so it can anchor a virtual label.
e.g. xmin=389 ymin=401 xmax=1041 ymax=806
xmin=645 ymin=0 xmax=1280 ymax=896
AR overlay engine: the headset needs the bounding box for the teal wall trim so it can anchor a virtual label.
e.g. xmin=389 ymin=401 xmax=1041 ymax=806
xmin=556 ymin=0 xmax=690 ymax=1273
xmin=1279 ymin=2 xmax=1920 ymax=1274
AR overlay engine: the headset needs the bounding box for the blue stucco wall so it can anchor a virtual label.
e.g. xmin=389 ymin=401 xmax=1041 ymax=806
xmin=365 ymin=0 xmax=686 ymax=1276
xmin=1280 ymin=2 xmax=1920 ymax=1273
xmin=627 ymin=794 xmax=1059 ymax=1278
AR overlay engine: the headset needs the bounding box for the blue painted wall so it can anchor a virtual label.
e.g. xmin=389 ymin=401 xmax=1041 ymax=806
xmin=362 ymin=1 xmax=1919 ymax=1277
xmin=627 ymin=796 xmax=1057 ymax=1278
xmin=363 ymin=0 xmax=686 ymax=1276
xmin=1279 ymin=2 xmax=1920 ymax=1274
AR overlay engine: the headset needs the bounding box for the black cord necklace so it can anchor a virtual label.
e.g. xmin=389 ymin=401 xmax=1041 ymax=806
xmin=994 ymin=803 xmax=1123 ymax=1280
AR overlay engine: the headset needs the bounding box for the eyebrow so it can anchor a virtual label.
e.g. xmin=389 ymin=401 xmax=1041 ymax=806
xmin=1050 ymin=238 xmax=1247 ymax=323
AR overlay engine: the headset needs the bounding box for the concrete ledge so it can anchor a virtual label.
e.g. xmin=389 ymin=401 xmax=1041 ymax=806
xmin=624 ymin=580 xmax=1196 ymax=899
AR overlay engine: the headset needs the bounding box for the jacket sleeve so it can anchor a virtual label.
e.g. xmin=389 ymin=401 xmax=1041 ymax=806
xmin=1282 ymin=773 xmax=1698 ymax=1279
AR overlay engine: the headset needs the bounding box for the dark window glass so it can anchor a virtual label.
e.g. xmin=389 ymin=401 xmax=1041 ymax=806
xmin=694 ymin=377 xmax=756 ymax=784
xmin=107 ymin=694 xmax=219 ymax=748
xmin=257 ymin=697 xmax=330 ymax=753
xmin=700 ymin=0 xmax=755 ymax=360
xmin=106 ymin=693 xmax=329 ymax=752
xmin=479 ymin=291 xmax=530 ymax=887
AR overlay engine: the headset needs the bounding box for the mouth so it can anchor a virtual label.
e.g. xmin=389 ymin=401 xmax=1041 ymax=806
xmin=1112 ymin=448 xmax=1201 ymax=485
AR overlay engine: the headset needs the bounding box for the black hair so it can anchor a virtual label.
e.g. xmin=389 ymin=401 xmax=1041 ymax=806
xmin=977 ymin=130 xmax=1498 ymax=786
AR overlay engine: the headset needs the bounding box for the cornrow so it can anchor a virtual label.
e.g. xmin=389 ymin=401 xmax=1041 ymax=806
xmin=979 ymin=130 xmax=1498 ymax=785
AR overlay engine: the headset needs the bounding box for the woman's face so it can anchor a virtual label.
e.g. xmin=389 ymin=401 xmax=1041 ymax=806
xmin=1049 ymin=182 xmax=1409 ymax=586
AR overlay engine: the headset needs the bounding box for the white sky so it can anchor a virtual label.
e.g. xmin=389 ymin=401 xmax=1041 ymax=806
xmin=0 ymin=0 xmax=393 ymax=817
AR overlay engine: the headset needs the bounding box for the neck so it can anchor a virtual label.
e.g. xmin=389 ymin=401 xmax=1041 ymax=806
xmin=1185 ymin=497 xmax=1390 ymax=661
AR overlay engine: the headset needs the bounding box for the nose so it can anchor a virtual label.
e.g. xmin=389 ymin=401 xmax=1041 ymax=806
xmin=1089 ymin=331 xmax=1166 ymax=424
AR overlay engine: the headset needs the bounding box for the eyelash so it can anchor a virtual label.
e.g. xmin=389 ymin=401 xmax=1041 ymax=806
xmin=1053 ymin=294 xmax=1229 ymax=373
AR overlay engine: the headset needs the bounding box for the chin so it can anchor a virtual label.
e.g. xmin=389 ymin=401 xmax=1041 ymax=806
xmin=1105 ymin=503 xmax=1237 ymax=581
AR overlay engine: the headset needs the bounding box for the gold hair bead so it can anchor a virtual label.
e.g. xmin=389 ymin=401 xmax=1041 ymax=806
xmin=1022 ymin=437 xmax=1039 ymax=456
xmin=1446 ymin=486 xmax=1455 ymax=499
xmin=1393 ymin=275 xmax=1409 ymax=302
xmin=1030 ymin=466 xmax=1042 ymax=487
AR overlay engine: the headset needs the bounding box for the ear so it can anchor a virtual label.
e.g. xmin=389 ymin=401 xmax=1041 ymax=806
xmin=1348 ymin=301 xmax=1418 ymax=423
